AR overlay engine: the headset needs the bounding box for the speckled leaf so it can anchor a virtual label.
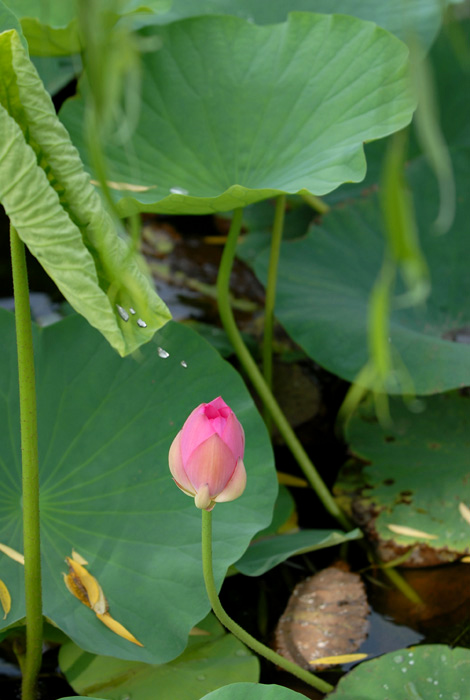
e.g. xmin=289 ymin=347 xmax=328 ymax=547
xmin=0 ymin=29 xmax=170 ymax=356
xmin=239 ymin=149 xmax=470 ymax=394
xmin=236 ymin=529 xmax=363 ymax=576
xmin=336 ymin=393 xmax=470 ymax=566
xmin=0 ymin=310 xmax=276 ymax=662
xmin=327 ymin=645 xmax=470 ymax=699
xmin=60 ymin=13 xmax=415 ymax=216
xmin=60 ymin=614 xmax=259 ymax=700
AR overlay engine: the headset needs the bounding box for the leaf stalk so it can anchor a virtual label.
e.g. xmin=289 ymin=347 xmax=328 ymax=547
xmin=10 ymin=225 xmax=43 ymax=700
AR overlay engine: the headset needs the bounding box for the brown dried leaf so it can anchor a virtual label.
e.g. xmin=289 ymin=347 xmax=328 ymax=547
xmin=275 ymin=565 xmax=369 ymax=669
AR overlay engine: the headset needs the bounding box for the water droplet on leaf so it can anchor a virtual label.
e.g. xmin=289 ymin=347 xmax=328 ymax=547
xmin=158 ymin=347 xmax=170 ymax=358
xmin=170 ymin=186 xmax=189 ymax=195
xmin=116 ymin=305 xmax=129 ymax=322
xmin=137 ymin=318 xmax=147 ymax=328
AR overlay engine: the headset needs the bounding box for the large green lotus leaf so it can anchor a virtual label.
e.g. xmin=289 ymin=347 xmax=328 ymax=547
xmin=0 ymin=29 xmax=170 ymax=356
xmin=0 ymin=0 xmax=27 ymax=49
xmin=60 ymin=614 xmax=259 ymax=700
xmin=0 ymin=310 xmax=276 ymax=662
xmin=239 ymin=149 xmax=470 ymax=394
xmin=202 ymin=684 xmax=306 ymax=700
xmin=4 ymin=0 xmax=171 ymax=56
xmin=235 ymin=528 xmax=362 ymax=576
xmin=151 ymin=0 xmax=446 ymax=49
xmin=336 ymin=393 xmax=470 ymax=559
xmin=59 ymin=13 xmax=416 ymax=216
xmin=328 ymin=645 xmax=470 ymax=699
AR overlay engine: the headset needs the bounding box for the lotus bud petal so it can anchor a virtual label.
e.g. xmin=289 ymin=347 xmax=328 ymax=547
xmin=169 ymin=397 xmax=246 ymax=510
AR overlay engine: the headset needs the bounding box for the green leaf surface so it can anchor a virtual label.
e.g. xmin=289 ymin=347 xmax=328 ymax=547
xmin=60 ymin=613 xmax=259 ymax=700
xmin=0 ymin=0 xmax=27 ymax=50
xmin=201 ymin=684 xmax=307 ymax=700
xmin=0 ymin=29 xmax=170 ymax=356
xmin=235 ymin=528 xmax=363 ymax=576
xmin=144 ymin=0 xmax=446 ymax=49
xmin=60 ymin=13 xmax=416 ymax=215
xmin=239 ymin=149 xmax=470 ymax=394
xmin=327 ymin=645 xmax=470 ymax=699
xmin=253 ymin=484 xmax=296 ymax=539
xmin=4 ymin=0 xmax=171 ymax=55
xmin=0 ymin=310 xmax=276 ymax=662
xmin=337 ymin=393 xmax=470 ymax=557
xmin=31 ymin=54 xmax=81 ymax=96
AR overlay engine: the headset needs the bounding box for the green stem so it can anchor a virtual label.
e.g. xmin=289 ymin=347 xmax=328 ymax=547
xmin=10 ymin=226 xmax=43 ymax=700
xmin=262 ymin=195 xmax=286 ymax=429
xmin=301 ymin=192 xmax=330 ymax=215
xmin=201 ymin=510 xmax=333 ymax=694
xmin=217 ymin=209 xmax=350 ymax=530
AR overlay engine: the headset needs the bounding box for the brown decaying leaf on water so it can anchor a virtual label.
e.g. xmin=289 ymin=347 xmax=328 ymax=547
xmin=63 ymin=552 xmax=143 ymax=647
xmin=275 ymin=564 xmax=369 ymax=670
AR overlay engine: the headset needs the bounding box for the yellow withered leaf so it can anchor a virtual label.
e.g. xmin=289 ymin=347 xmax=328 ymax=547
xmin=0 ymin=579 xmax=11 ymax=619
xmin=277 ymin=472 xmax=308 ymax=488
xmin=462 ymin=556 xmax=470 ymax=563
xmin=96 ymin=612 xmax=143 ymax=647
xmin=310 ymin=653 xmax=368 ymax=665
xmin=0 ymin=543 xmax=25 ymax=565
xmin=90 ymin=179 xmax=157 ymax=192
xmin=387 ymin=524 xmax=438 ymax=540
xmin=459 ymin=502 xmax=470 ymax=526
xmin=64 ymin=557 xmax=108 ymax=614
xmin=71 ymin=548 xmax=89 ymax=565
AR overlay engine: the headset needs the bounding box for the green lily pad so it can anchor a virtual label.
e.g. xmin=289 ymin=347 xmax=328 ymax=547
xmin=60 ymin=13 xmax=415 ymax=216
xmin=0 ymin=0 xmax=27 ymax=49
xmin=142 ymin=0 xmax=447 ymax=49
xmin=60 ymin=613 xmax=259 ymax=700
xmin=235 ymin=528 xmax=363 ymax=576
xmin=4 ymin=0 xmax=171 ymax=56
xmin=328 ymin=645 xmax=470 ymax=699
xmin=239 ymin=149 xmax=470 ymax=394
xmin=31 ymin=54 xmax=81 ymax=96
xmin=202 ymin=684 xmax=307 ymax=700
xmin=0 ymin=310 xmax=276 ymax=662
xmin=0 ymin=29 xmax=171 ymax=356
xmin=335 ymin=393 xmax=470 ymax=564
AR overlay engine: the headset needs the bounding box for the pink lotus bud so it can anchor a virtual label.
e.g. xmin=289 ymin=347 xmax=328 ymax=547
xmin=169 ymin=397 xmax=246 ymax=511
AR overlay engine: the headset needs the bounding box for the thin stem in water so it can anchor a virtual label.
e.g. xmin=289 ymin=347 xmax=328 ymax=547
xmin=201 ymin=509 xmax=333 ymax=694
xmin=10 ymin=225 xmax=43 ymax=700
xmin=262 ymin=195 xmax=286 ymax=429
xmin=217 ymin=209 xmax=350 ymax=530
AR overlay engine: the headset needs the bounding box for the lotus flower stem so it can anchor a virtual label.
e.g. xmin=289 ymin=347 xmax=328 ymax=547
xmin=201 ymin=509 xmax=334 ymax=693
xmin=217 ymin=209 xmax=350 ymax=530
xmin=262 ymin=194 xmax=286 ymax=430
xmin=10 ymin=225 xmax=43 ymax=700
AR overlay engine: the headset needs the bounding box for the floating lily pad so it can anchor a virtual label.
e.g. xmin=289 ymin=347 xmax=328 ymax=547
xmin=60 ymin=13 xmax=415 ymax=216
xmin=335 ymin=393 xmax=470 ymax=565
xmin=60 ymin=613 xmax=259 ymax=700
xmin=239 ymin=150 xmax=470 ymax=394
xmin=202 ymin=684 xmax=307 ymax=700
xmin=235 ymin=529 xmax=362 ymax=576
xmin=328 ymin=645 xmax=470 ymax=699
xmin=0 ymin=310 xmax=276 ymax=662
